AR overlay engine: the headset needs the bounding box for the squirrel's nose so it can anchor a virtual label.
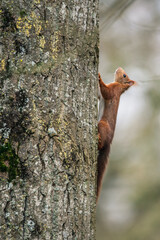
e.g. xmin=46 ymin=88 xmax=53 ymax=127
xmin=127 ymin=80 xmax=135 ymax=86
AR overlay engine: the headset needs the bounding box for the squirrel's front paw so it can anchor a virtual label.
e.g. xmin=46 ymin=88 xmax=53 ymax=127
xmin=98 ymin=73 xmax=102 ymax=83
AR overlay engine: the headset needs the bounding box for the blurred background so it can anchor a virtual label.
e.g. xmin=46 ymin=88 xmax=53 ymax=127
xmin=96 ymin=0 xmax=160 ymax=239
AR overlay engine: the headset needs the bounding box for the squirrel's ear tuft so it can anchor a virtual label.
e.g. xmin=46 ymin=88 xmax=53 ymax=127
xmin=114 ymin=67 xmax=125 ymax=82
xmin=115 ymin=67 xmax=124 ymax=74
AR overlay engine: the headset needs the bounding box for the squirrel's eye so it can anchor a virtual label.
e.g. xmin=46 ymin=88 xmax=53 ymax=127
xmin=123 ymin=74 xmax=126 ymax=78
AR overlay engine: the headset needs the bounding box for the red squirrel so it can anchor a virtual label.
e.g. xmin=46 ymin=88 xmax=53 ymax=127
xmin=97 ymin=67 xmax=136 ymax=201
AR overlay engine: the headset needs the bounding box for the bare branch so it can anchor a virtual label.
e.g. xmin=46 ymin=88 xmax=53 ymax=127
xmin=100 ymin=0 xmax=137 ymax=32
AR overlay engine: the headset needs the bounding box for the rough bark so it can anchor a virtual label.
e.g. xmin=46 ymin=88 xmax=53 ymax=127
xmin=0 ymin=0 xmax=99 ymax=239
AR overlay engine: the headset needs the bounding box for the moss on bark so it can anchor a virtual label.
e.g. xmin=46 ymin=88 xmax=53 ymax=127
xmin=0 ymin=141 xmax=20 ymax=182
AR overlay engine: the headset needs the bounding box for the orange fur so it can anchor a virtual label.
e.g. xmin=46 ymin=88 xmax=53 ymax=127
xmin=97 ymin=68 xmax=135 ymax=201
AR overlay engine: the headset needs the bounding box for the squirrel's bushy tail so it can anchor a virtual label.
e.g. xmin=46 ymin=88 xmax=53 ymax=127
xmin=97 ymin=145 xmax=110 ymax=202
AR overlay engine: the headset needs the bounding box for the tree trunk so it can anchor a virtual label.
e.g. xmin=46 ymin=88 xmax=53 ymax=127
xmin=0 ymin=1 xmax=99 ymax=239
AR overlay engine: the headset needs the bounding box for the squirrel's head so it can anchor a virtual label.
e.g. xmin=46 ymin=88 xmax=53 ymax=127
xmin=114 ymin=67 xmax=136 ymax=92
